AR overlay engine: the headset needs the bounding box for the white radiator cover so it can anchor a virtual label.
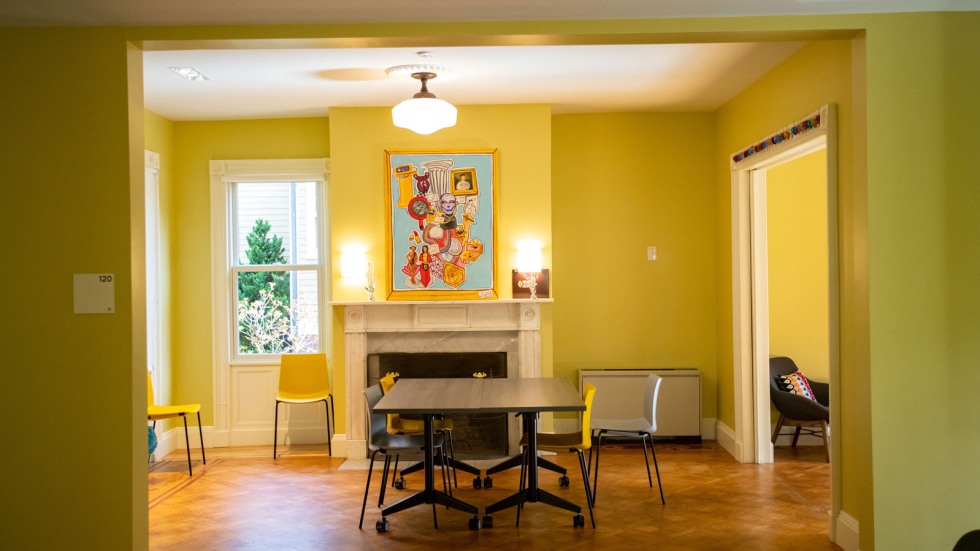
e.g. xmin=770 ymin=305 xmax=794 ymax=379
xmin=579 ymin=369 xmax=702 ymax=438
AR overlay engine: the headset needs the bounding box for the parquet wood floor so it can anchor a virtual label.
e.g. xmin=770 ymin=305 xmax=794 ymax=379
xmin=149 ymin=441 xmax=840 ymax=550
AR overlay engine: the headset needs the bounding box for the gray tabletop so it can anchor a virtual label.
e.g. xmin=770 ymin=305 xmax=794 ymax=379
xmin=373 ymin=377 xmax=584 ymax=415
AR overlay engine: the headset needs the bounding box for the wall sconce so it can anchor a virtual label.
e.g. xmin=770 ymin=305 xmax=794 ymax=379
xmin=515 ymin=243 xmax=543 ymax=300
xmin=340 ymin=251 xmax=375 ymax=301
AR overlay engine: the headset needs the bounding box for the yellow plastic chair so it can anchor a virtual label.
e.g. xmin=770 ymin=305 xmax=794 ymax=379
xmin=520 ymin=383 xmax=597 ymax=528
xmin=147 ymin=372 xmax=206 ymax=475
xmin=274 ymin=353 xmax=334 ymax=458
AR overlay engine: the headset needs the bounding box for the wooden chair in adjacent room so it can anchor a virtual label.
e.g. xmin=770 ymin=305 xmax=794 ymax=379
xmin=274 ymin=352 xmax=334 ymax=458
xmin=769 ymin=356 xmax=830 ymax=462
xmin=590 ymin=373 xmax=665 ymax=504
xmin=147 ymin=372 xmax=206 ymax=475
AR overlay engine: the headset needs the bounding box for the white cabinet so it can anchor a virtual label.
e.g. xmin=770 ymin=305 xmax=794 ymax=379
xmin=579 ymin=369 xmax=701 ymax=440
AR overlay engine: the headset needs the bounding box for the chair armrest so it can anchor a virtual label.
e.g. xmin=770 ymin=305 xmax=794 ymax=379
xmin=809 ymin=380 xmax=830 ymax=408
xmin=770 ymin=387 xmax=829 ymax=421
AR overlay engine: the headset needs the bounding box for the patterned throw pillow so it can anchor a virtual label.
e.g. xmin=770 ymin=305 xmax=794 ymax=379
xmin=778 ymin=371 xmax=817 ymax=401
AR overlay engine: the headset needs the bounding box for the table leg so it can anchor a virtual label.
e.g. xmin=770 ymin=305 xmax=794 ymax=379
xmin=379 ymin=413 xmax=479 ymax=528
xmin=484 ymin=412 xmax=582 ymax=519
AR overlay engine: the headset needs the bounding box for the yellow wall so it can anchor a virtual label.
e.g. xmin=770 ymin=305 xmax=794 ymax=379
xmin=767 ymin=149 xmax=830 ymax=380
xmin=5 ymin=12 xmax=980 ymax=551
xmin=713 ymin=38 xmax=872 ymax=547
xmin=170 ymin=117 xmax=331 ymax=424
xmin=551 ymin=113 xmax=718 ymax=414
xmin=865 ymin=12 xmax=980 ymax=549
xmin=942 ymin=12 xmax=980 ymax=548
xmin=328 ymin=105 xmax=554 ymax=427
xmin=0 ymin=28 xmax=142 ymax=549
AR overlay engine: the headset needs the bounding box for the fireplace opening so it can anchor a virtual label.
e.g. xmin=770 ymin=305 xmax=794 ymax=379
xmin=368 ymin=352 xmax=508 ymax=459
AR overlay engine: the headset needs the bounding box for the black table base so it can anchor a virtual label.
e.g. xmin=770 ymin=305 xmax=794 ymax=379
xmin=483 ymin=413 xmax=582 ymax=525
xmin=379 ymin=414 xmax=481 ymax=530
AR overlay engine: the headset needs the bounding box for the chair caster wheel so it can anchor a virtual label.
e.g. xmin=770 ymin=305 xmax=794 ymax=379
xmin=573 ymin=514 xmax=585 ymax=528
xmin=473 ymin=477 xmax=482 ymax=489
xmin=483 ymin=476 xmax=493 ymax=488
xmin=469 ymin=516 xmax=482 ymax=530
xmin=559 ymin=475 xmax=570 ymax=487
xmin=376 ymin=519 xmax=390 ymax=532
xmin=482 ymin=515 xmax=493 ymax=528
xmin=393 ymin=478 xmax=406 ymax=490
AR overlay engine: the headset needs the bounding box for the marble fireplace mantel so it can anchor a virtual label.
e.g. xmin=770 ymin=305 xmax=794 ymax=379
xmin=336 ymin=299 xmax=550 ymax=458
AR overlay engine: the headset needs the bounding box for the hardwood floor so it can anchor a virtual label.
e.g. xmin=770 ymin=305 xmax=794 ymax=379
xmin=149 ymin=441 xmax=840 ymax=550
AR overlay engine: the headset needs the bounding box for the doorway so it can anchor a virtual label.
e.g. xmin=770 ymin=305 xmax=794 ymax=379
xmin=730 ymin=104 xmax=840 ymax=528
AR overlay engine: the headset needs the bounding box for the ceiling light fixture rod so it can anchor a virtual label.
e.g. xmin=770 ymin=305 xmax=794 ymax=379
xmin=413 ymin=72 xmax=436 ymax=98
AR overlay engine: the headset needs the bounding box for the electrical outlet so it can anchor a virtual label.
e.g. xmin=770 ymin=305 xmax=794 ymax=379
xmin=647 ymin=246 xmax=657 ymax=261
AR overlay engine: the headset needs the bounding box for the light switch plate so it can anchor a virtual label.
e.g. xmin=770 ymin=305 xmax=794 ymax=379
xmin=647 ymin=246 xmax=657 ymax=261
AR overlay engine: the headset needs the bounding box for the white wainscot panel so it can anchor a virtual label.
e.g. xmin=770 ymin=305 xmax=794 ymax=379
xmin=232 ymin=365 xmax=278 ymax=429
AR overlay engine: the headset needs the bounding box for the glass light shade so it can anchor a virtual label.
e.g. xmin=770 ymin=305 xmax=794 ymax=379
xmin=392 ymin=97 xmax=457 ymax=135
xmin=340 ymin=251 xmax=368 ymax=281
xmin=516 ymin=246 xmax=543 ymax=273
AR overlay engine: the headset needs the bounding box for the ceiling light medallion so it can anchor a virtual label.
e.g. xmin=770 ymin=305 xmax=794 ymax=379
xmin=388 ymin=67 xmax=457 ymax=135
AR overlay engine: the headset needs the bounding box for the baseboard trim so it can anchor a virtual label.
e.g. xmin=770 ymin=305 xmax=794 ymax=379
xmin=559 ymin=418 xmax=717 ymax=442
xmin=700 ymin=417 xmax=717 ymax=440
xmin=714 ymin=419 xmax=740 ymax=460
xmin=834 ymin=510 xmax=860 ymax=551
xmin=153 ymin=425 xmax=213 ymax=461
xmin=153 ymin=426 xmax=336 ymax=453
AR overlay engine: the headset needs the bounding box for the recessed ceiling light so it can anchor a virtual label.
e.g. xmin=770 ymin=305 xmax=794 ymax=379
xmin=168 ymin=67 xmax=210 ymax=81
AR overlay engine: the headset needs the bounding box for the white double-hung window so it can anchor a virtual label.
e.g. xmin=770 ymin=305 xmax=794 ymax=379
xmin=211 ymin=159 xmax=329 ymax=360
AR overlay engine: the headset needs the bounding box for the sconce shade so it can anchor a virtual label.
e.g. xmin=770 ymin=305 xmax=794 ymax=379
xmin=340 ymin=251 xmax=368 ymax=280
xmin=516 ymin=246 xmax=543 ymax=273
xmin=392 ymin=97 xmax=457 ymax=135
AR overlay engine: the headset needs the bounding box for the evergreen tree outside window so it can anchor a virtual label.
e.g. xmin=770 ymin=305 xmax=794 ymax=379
xmin=232 ymin=181 xmax=321 ymax=355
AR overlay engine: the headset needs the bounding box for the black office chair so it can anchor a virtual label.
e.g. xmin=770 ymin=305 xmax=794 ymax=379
xmin=770 ymin=356 xmax=830 ymax=462
xmin=359 ymin=384 xmax=447 ymax=532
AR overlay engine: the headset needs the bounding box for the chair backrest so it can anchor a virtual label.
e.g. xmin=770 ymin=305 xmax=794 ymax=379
xmin=769 ymin=356 xmax=802 ymax=393
xmin=770 ymin=356 xmax=800 ymax=380
xmin=363 ymin=384 xmax=388 ymax=447
xmin=278 ymin=353 xmax=330 ymax=394
xmin=379 ymin=373 xmax=396 ymax=394
xmin=579 ymin=383 xmax=597 ymax=449
xmin=643 ymin=374 xmax=663 ymax=432
xmin=378 ymin=373 xmax=401 ymax=433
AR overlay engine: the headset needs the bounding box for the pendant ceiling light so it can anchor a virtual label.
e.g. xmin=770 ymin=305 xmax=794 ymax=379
xmin=390 ymin=71 xmax=457 ymax=135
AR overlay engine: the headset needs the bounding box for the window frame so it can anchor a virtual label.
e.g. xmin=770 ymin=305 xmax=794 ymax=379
xmin=212 ymin=159 xmax=329 ymax=363
xmin=230 ymin=180 xmax=321 ymax=358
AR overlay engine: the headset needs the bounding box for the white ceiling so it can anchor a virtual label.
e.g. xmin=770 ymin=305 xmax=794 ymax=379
xmin=143 ymin=43 xmax=806 ymax=120
xmin=4 ymin=0 xmax=974 ymax=121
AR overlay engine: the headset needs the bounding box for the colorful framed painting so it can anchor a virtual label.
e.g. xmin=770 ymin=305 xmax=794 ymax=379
xmin=385 ymin=149 xmax=498 ymax=300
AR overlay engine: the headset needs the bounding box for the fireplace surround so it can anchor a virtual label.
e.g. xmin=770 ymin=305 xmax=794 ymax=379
xmin=338 ymin=300 xmax=546 ymax=459
xmin=369 ymin=352 xmax=508 ymax=458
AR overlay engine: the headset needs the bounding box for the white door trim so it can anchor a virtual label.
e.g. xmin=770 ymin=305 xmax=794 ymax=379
xmin=729 ymin=104 xmax=841 ymax=535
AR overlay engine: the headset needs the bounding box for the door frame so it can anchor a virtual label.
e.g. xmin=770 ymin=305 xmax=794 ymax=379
xmin=729 ymin=104 xmax=840 ymax=520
